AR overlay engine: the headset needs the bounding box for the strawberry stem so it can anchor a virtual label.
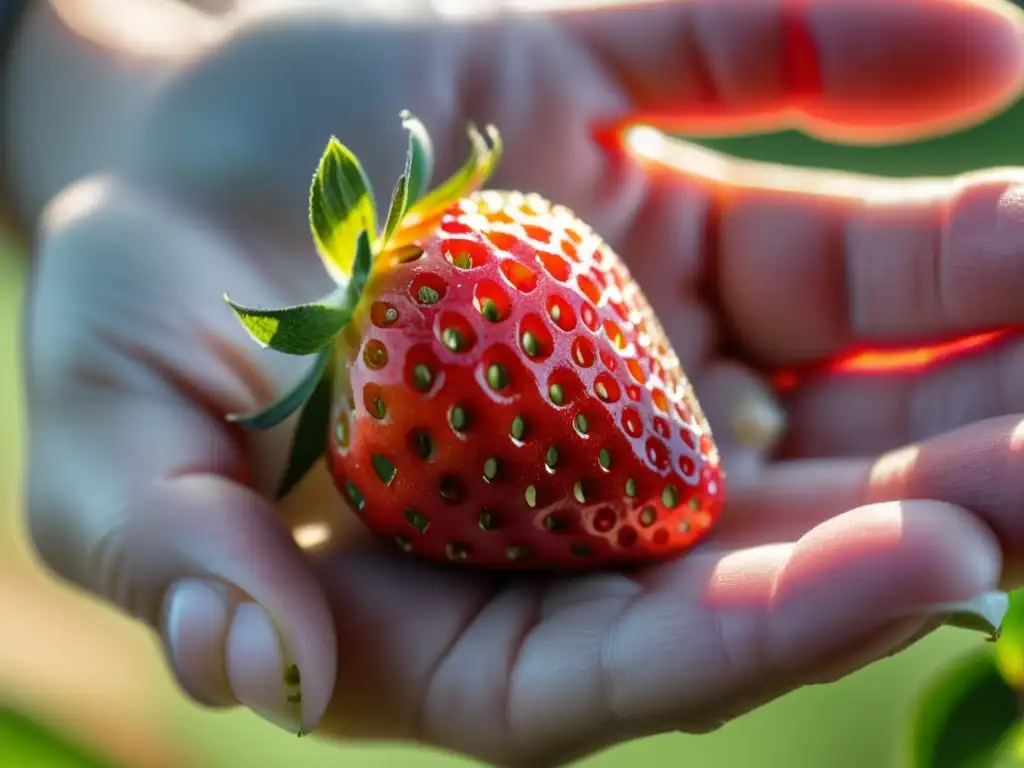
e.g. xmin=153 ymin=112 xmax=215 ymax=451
xmin=223 ymin=111 xmax=504 ymax=499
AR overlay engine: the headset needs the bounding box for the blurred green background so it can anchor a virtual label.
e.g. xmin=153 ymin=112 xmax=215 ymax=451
xmin=2 ymin=97 xmax=1022 ymax=766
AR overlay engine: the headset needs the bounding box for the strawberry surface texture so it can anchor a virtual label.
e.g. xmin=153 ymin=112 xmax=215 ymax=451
xmin=225 ymin=112 xmax=725 ymax=571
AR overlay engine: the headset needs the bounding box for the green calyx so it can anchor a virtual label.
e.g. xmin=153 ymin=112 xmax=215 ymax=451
xmin=223 ymin=111 xmax=503 ymax=500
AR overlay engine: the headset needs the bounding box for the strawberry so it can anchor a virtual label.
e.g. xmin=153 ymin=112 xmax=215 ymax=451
xmin=225 ymin=112 xmax=725 ymax=570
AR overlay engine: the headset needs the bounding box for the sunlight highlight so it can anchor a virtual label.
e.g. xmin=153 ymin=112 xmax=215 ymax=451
xmin=828 ymin=330 xmax=1012 ymax=374
xmin=772 ymin=329 xmax=1016 ymax=391
xmin=52 ymin=0 xmax=217 ymax=56
xmin=292 ymin=522 xmax=331 ymax=550
xmin=868 ymin=445 xmax=921 ymax=495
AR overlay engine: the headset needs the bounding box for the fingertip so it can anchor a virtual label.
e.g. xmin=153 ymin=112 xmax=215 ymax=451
xmin=761 ymin=500 xmax=1002 ymax=681
xmin=142 ymin=476 xmax=339 ymax=735
xmin=802 ymin=0 xmax=1024 ymax=141
xmin=783 ymin=500 xmax=1002 ymax=613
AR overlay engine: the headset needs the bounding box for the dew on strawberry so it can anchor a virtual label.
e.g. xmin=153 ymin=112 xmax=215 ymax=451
xmin=224 ymin=111 xmax=725 ymax=570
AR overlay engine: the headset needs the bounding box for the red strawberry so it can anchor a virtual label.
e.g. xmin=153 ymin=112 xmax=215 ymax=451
xmin=226 ymin=112 xmax=725 ymax=570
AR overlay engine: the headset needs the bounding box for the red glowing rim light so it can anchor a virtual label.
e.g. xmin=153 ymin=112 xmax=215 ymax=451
xmin=771 ymin=328 xmax=1017 ymax=391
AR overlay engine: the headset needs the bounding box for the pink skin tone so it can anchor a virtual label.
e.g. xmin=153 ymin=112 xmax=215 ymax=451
xmin=8 ymin=0 xmax=1024 ymax=764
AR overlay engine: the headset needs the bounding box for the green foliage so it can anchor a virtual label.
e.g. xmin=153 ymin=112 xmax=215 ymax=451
xmin=380 ymin=112 xmax=435 ymax=248
xmin=0 ymin=707 xmax=119 ymax=768
xmin=405 ymin=122 xmax=502 ymax=224
xmin=996 ymin=589 xmax=1024 ymax=689
xmin=274 ymin=348 xmax=336 ymax=500
xmin=309 ymin=136 xmax=377 ymax=280
xmin=227 ymin=346 xmax=332 ymax=431
xmin=905 ymin=648 xmax=1020 ymax=768
xmin=400 ymin=111 xmax=434 ymax=206
xmin=224 ymin=288 xmax=352 ymax=355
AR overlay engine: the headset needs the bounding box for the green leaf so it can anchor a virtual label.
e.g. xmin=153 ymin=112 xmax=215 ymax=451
xmin=905 ymin=647 xmax=1020 ymax=768
xmin=275 ymin=348 xmax=335 ymax=500
xmin=380 ymin=174 xmax=409 ymax=250
xmin=406 ymin=121 xmax=502 ymax=222
xmin=399 ymin=110 xmax=434 ymax=205
xmin=997 ymin=588 xmax=1024 ymax=687
xmin=378 ymin=112 xmax=435 ymax=250
xmin=342 ymin=230 xmax=374 ymax=310
xmin=0 ymin=707 xmax=120 ymax=768
xmin=224 ymin=289 xmax=351 ymax=356
xmin=309 ymin=137 xmax=377 ymax=281
xmin=227 ymin=346 xmax=331 ymax=430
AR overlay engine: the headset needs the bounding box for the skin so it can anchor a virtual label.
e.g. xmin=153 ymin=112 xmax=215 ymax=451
xmin=7 ymin=0 xmax=1024 ymax=765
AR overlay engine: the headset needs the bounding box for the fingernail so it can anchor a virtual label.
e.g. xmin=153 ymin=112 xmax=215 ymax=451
xmin=935 ymin=589 xmax=1011 ymax=641
xmin=226 ymin=602 xmax=303 ymax=735
xmin=163 ymin=579 xmax=233 ymax=706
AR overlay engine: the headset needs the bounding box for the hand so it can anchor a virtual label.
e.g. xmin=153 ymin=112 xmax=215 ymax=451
xmin=20 ymin=0 xmax=1024 ymax=765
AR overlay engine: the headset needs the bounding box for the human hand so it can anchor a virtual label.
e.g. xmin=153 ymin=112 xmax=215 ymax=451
xmin=19 ymin=0 xmax=1024 ymax=765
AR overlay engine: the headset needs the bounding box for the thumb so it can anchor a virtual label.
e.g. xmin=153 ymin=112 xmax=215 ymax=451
xmin=134 ymin=475 xmax=335 ymax=735
xmin=23 ymin=177 xmax=337 ymax=735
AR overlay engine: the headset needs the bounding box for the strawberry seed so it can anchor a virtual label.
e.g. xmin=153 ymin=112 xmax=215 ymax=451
xmin=404 ymin=508 xmax=429 ymax=532
xmin=506 ymin=545 xmax=531 ymax=561
xmin=483 ymin=458 xmax=499 ymax=482
xmin=372 ymin=455 xmax=396 ymax=486
xmin=478 ymin=509 xmax=500 ymax=530
xmin=545 ymin=445 xmax=558 ymax=470
xmin=662 ymin=484 xmax=680 ymax=509
xmin=524 ymin=485 xmax=537 ymax=508
xmin=412 ymin=364 xmax=433 ymax=392
xmin=446 ymin=542 xmax=470 ymax=560
xmin=487 ymin=362 xmax=509 ymax=391
xmin=449 ymin=405 xmax=469 ymax=432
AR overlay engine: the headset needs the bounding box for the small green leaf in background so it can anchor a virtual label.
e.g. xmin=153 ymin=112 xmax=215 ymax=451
xmin=905 ymin=648 xmax=1020 ymax=768
xmin=0 ymin=707 xmax=119 ymax=768
xmin=996 ymin=588 xmax=1024 ymax=688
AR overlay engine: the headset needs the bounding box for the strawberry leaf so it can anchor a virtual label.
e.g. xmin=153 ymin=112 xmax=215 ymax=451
xmin=275 ymin=350 xmax=335 ymax=500
xmin=406 ymin=122 xmax=502 ymax=225
xmin=380 ymin=174 xmax=409 ymax=251
xmin=224 ymin=288 xmax=351 ymax=356
xmin=309 ymin=137 xmax=377 ymax=282
xmin=399 ymin=110 xmax=433 ymax=206
xmin=905 ymin=647 xmax=1020 ymax=768
xmin=342 ymin=230 xmax=374 ymax=309
xmin=227 ymin=346 xmax=332 ymax=430
xmin=379 ymin=112 xmax=434 ymax=249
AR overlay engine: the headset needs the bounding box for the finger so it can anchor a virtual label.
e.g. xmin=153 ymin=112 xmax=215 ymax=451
xmin=777 ymin=331 xmax=1024 ymax=458
xmin=625 ymin=132 xmax=1024 ymax=363
xmin=562 ymin=0 xmax=1024 ymax=142
xmin=25 ymin=177 xmax=336 ymax=735
xmin=718 ymin=414 xmax=1024 ymax=575
xmin=508 ymin=500 xmax=999 ymax=760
